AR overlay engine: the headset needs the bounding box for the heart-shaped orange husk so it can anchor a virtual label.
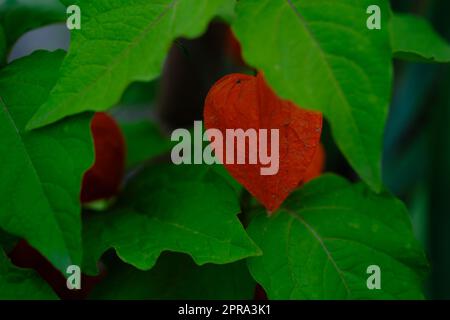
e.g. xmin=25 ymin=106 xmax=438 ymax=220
xmin=204 ymin=73 xmax=322 ymax=213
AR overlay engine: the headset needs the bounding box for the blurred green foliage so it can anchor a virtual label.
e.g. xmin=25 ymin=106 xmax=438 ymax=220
xmin=386 ymin=0 xmax=450 ymax=299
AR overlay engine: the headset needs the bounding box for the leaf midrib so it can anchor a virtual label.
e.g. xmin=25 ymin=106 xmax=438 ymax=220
xmin=284 ymin=0 xmax=373 ymax=182
xmin=284 ymin=208 xmax=352 ymax=298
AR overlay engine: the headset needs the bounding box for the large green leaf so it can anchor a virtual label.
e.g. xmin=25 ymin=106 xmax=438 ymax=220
xmin=390 ymin=14 xmax=450 ymax=63
xmin=0 ymin=50 xmax=94 ymax=272
xmin=0 ymin=0 xmax=65 ymax=46
xmin=90 ymin=252 xmax=256 ymax=299
xmin=232 ymin=0 xmax=393 ymax=192
xmin=82 ymin=164 xmax=261 ymax=275
xmin=0 ymin=250 xmax=57 ymax=299
xmin=247 ymin=174 xmax=428 ymax=299
xmin=27 ymin=0 xmax=233 ymax=130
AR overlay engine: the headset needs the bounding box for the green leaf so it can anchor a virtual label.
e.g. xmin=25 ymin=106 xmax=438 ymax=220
xmin=211 ymin=164 xmax=243 ymax=195
xmin=215 ymin=0 xmax=236 ymax=24
xmin=390 ymin=13 xmax=450 ymax=63
xmin=247 ymin=174 xmax=428 ymax=299
xmin=120 ymin=120 xmax=172 ymax=168
xmin=90 ymin=252 xmax=256 ymax=299
xmin=0 ymin=0 xmax=65 ymax=46
xmin=82 ymin=164 xmax=261 ymax=275
xmin=27 ymin=0 xmax=233 ymax=130
xmin=232 ymin=0 xmax=393 ymax=192
xmin=0 ymin=50 xmax=94 ymax=272
xmin=0 ymin=250 xmax=57 ymax=299
xmin=118 ymin=80 xmax=159 ymax=106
